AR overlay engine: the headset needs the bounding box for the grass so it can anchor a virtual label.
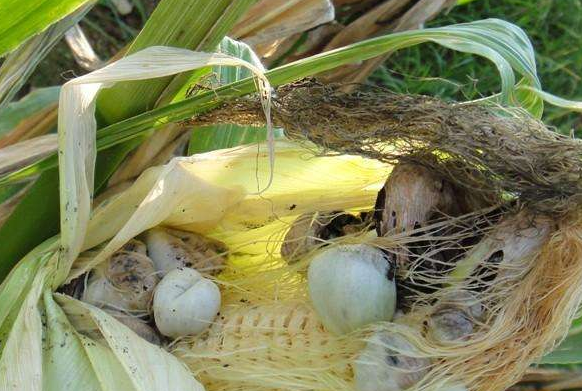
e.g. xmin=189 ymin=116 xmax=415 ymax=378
xmin=370 ymin=0 xmax=582 ymax=134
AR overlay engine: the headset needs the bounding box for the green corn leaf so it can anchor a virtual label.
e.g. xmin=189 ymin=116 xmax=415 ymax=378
xmin=95 ymin=18 xmax=554 ymax=146
xmin=541 ymin=332 xmax=582 ymax=364
xmin=0 ymin=3 xmax=91 ymax=110
xmin=42 ymin=291 xmax=102 ymax=391
xmin=541 ymin=316 xmax=582 ymax=364
xmin=0 ymin=0 xmax=94 ymax=58
xmin=96 ymin=0 xmax=257 ymax=124
xmin=188 ymin=125 xmax=286 ymax=155
xmin=87 ymin=18 xmax=559 ymax=151
xmin=0 ymin=169 xmax=60 ymax=277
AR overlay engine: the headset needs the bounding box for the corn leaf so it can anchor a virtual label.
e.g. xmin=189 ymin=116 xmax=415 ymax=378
xmin=541 ymin=316 xmax=582 ymax=364
xmin=0 ymin=0 xmax=94 ymax=58
xmin=96 ymin=0 xmax=257 ymax=124
xmin=0 ymin=170 xmax=60 ymax=279
xmin=0 ymin=3 xmax=91 ymax=110
xmin=91 ymin=17 xmax=557 ymax=149
xmin=0 ymin=87 xmax=60 ymax=136
xmin=541 ymin=332 xmax=582 ymax=364
xmin=522 ymin=87 xmax=582 ymax=113
xmin=188 ymin=125 xmax=285 ymax=154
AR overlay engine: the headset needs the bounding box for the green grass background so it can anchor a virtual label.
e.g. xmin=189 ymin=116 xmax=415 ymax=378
xmin=371 ymin=0 xmax=582 ymax=134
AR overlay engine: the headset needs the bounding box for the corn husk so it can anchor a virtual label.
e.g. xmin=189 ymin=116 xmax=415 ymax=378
xmin=0 ymin=46 xmax=282 ymax=391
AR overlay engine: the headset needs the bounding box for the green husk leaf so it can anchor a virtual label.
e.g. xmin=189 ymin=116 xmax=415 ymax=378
xmin=42 ymin=291 xmax=102 ymax=391
xmin=55 ymin=294 xmax=204 ymax=391
xmin=77 ymin=334 xmax=136 ymax=391
xmin=0 ymin=258 xmax=51 ymax=390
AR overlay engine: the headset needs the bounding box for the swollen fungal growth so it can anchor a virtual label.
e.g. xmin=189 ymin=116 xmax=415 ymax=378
xmin=355 ymin=329 xmax=431 ymax=391
xmin=82 ymin=250 xmax=159 ymax=313
xmin=376 ymin=162 xmax=458 ymax=237
xmin=105 ymin=309 xmax=162 ymax=345
xmin=121 ymin=238 xmax=147 ymax=254
xmin=175 ymin=81 xmax=582 ymax=391
xmin=308 ymin=244 xmax=396 ymax=335
xmin=153 ymin=267 xmax=221 ymax=338
xmin=427 ymin=290 xmax=483 ymax=344
xmin=450 ymin=210 xmax=554 ymax=286
xmin=145 ymin=227 xmax=227 ymax=275
xmin=281 ymin=211 xmax=366 ymax=262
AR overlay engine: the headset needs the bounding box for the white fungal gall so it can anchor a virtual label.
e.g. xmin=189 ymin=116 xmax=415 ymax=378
xmin=105 ymin=309 xmax=162 ymax=345
xmin=428 ymin=309 xmax=475 ymax=343
xmin=377 ymin=163 xmax=458 ymax=236
xmin=355 ymin=330 xmax=431 ymax=391
xmin=427 ymin=290 xmax=484 ymax=344
xmin=281 ymin=211 xmax=366 ymax=263
xmin=145 ymin=227 xmax=227 ymax=275
xmin=308 ymin=244 xmax=396 ymax=335
xmin=82 ymin=250 xmax=159 ymax=313
xmin=153 ymin=267 xmax=221 ymax=338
